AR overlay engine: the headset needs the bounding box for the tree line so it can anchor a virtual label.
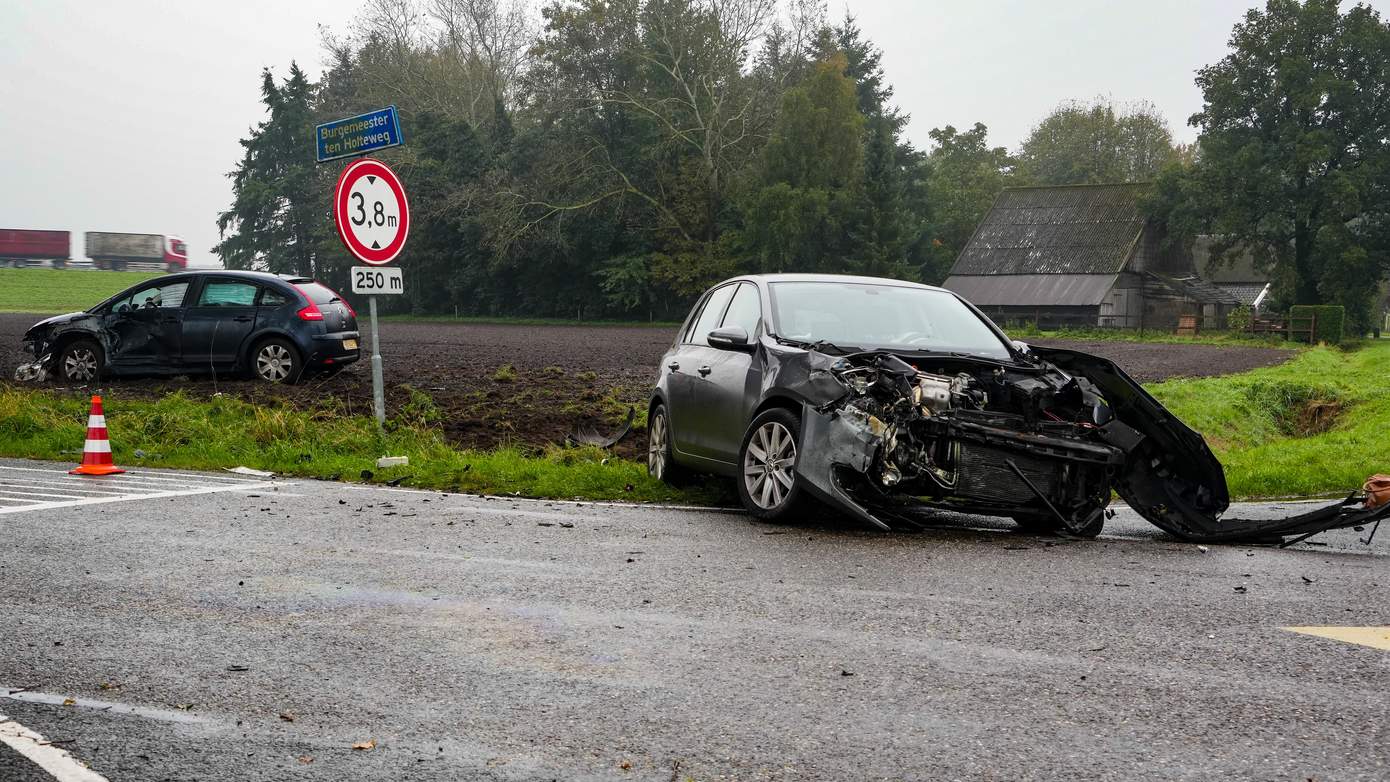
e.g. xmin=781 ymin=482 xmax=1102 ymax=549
xmin=216 ymin=0 xmax=1388 ymax=329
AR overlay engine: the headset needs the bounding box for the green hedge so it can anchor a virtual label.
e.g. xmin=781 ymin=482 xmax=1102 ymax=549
xmin=1288 ymin=305 xmax=1344 ymax=344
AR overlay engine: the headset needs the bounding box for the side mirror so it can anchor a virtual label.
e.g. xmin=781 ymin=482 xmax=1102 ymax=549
xmin=708 ymin=326 xmax=753 ymax=352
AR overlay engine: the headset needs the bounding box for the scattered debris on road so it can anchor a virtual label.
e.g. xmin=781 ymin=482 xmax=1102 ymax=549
xmin=226 ymin=466 xmax=274 ymax=478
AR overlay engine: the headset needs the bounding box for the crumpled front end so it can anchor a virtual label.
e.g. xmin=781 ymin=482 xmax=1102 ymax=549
xmin=787 ymin=345 xmax=1390 ymax=543
xmin=789 ymin=348 xmax=1123 ymax=536
xmin=14 ymin=311 xmax=104 ymax=383
xmin=15 ymin=332 xmax=52 ymax=382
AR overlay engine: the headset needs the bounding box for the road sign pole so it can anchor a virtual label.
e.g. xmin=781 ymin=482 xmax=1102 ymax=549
xmin=369 ymin=295 xmax=385 ymax=427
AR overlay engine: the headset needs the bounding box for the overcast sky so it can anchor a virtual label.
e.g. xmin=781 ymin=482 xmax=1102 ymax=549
xmin=4 ymin=0 xmax=1388 ymax=268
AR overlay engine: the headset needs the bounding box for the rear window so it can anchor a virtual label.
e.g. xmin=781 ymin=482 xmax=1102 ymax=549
xmin=298 ymin=283 xmax=342 ymax=305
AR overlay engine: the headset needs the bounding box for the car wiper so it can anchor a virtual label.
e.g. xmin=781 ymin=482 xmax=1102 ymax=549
xmin=768 ymin=334 xmax=860 ymax=355
xmin=808 ymin=340 xmax=861 ymax=355
xmin=770 ymin=333 xmax=814 ymax=349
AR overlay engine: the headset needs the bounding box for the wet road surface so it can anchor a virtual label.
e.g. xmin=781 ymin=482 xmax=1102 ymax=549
xmin=1 ymin=459 xmax=1386 ymax=781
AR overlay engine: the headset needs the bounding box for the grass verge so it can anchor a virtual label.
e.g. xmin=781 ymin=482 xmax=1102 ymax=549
xmin=0 ymin=388 xmax=713 ymax=504
xmin=2 ymin=342 xmax=1383 ymax=504
xmin=0 ymin=269 xmax=161 ymax=314
xmin=1148 ymin=341 xmax=1390 ymax=498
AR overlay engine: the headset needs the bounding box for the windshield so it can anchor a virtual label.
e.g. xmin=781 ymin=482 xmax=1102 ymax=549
xmin=767 ymin=281 xmax=1012 ymax=359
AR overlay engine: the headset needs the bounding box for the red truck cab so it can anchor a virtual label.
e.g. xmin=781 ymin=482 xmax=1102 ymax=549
xmin=165 ymin=236 xmax=188 ymax=271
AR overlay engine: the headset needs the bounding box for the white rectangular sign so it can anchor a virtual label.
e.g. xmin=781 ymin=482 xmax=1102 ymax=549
xmin=350 ymin=265 xmax=404 ymax=295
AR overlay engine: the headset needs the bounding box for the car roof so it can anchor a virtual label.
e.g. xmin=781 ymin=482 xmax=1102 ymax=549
xmin=158 ymin=270 xmax=313 ymax=285
xmin=723 ymin=273 xmax=947 ymax=293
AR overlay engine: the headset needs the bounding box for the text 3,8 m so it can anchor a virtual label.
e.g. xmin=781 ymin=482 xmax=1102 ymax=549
xmin=350 ymin=193 xmax=398 ymax=228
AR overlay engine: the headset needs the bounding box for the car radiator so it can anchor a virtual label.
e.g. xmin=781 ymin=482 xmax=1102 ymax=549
xmin=954 ymin=443 xmax=1058 ymax=504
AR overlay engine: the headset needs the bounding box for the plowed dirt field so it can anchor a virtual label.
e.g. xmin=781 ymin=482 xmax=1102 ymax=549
xmin=1 ymin=314 xmax=1294 ymax=455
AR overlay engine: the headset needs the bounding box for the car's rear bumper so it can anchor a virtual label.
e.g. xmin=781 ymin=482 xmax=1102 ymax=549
xmin=306 ymin=331 xmax=362 ymax=367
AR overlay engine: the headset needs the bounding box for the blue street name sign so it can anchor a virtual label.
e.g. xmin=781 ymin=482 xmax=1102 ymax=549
xmin=315 ymin=106 xmax=404 ymax=163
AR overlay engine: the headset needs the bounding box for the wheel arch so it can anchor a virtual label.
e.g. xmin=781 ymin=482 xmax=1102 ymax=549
xmin=50 ymin=329 xmax=107 ymax=361
xmin=751 ymin=394 xmax=804 ymax=423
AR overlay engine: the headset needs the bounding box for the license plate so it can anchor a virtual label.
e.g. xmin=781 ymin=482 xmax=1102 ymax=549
xmin=343 ymin=339 xmax=358 ymax=350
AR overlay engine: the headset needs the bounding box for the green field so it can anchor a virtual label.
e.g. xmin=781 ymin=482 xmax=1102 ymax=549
xmin=0 ymin=268 xmax=161 ymax=314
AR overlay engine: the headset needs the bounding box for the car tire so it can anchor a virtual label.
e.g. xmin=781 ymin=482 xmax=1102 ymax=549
xmin=737 ymin=407 xmax=810 ymax=522
xmin=251 ymin=338 xmax=303 ymax=384
xmin=646 ymin=403 xmax=688 ymax=485
xmin=57 ymin=339 xmax=104 ymax=384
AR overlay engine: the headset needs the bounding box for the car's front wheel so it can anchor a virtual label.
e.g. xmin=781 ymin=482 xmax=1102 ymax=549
xmin=737 ymin=408 xmax=809 ymax=522
xmin=251 ymin=338 xmax=303 ymax=384
xmin=57 ymin=339 xmax=104 ymax=383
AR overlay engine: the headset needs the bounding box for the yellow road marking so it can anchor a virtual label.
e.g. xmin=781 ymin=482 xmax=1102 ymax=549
xmin=1282 ymin=626 xmax=1390 ymax=651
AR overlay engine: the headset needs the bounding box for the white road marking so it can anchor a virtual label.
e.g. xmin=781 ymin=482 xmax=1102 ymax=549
xmin=2 ymin=690 xmax=209 ymax=726
xmin=0 ymin=710 xmax=109 ymax=782
xmin=0 ymin=465 xmax=252 ymax=484
xmin=0 ymin=466 xmax=273 ymax=515
xmin=0 ymin=480 xmax=135 ymax=496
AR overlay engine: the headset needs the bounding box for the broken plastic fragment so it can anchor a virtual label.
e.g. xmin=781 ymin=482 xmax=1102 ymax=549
xmin=1364 ymin=474 xmax=1390 ymax=510
xmin=225 ymin=466 xmax=274 ymax=478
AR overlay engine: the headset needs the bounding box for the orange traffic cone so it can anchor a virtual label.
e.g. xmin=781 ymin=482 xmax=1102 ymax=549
xmin=70 ymin=395 xmax=124 ymax=476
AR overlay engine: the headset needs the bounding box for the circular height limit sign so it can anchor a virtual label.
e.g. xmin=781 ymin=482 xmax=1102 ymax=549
xmin=334 ymin=157 xmax=410 ymax=264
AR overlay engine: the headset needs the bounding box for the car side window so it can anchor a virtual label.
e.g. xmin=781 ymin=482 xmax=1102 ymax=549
xmin=258 ymin=287 xmax=290 ymax=307
xmin=686 ymin=284 xmax=737 ymax=346
xmin=720 ymin=283 xmax=761 ymax=336
xmin=113 ymin=282 xmax=190 ymax=312
xmin=197 ymin=282 xmax=258 ymax=307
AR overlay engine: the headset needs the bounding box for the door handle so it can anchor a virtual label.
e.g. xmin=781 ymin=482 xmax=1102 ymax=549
xmin=232 ymin=316 xmax=253 ymax=323
xmin=698 ymin=365 xmax=712 ymax=376
xmin=667 ymin=361 xmax=680 ymax=371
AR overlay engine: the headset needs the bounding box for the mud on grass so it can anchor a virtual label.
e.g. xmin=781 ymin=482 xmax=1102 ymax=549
xmin=0 ymin=387 xmax=715 ymax=503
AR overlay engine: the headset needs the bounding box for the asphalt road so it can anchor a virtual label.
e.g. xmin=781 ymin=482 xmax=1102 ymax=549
xmin=1 ymin=458 xmax=1386 ymax=781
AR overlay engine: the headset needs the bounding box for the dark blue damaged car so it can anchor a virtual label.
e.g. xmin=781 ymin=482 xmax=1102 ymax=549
xmin=18 ymin=270 xmax=359 ymax=385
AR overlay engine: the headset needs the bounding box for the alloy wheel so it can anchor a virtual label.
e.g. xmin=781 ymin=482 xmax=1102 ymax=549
xmin=647 ymin=410 xmax=668 ymax=480
xmin=256 ymin=344 xmax=294 ymax=382
xmin=743 ymin=421 xmax=797 ymax=510
xmin=63 ymin=347 xmax=99 ymax=382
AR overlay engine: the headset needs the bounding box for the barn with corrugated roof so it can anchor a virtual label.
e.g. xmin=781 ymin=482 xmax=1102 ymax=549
xmin=943 ymin=183 xmax=1240 ymax=330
